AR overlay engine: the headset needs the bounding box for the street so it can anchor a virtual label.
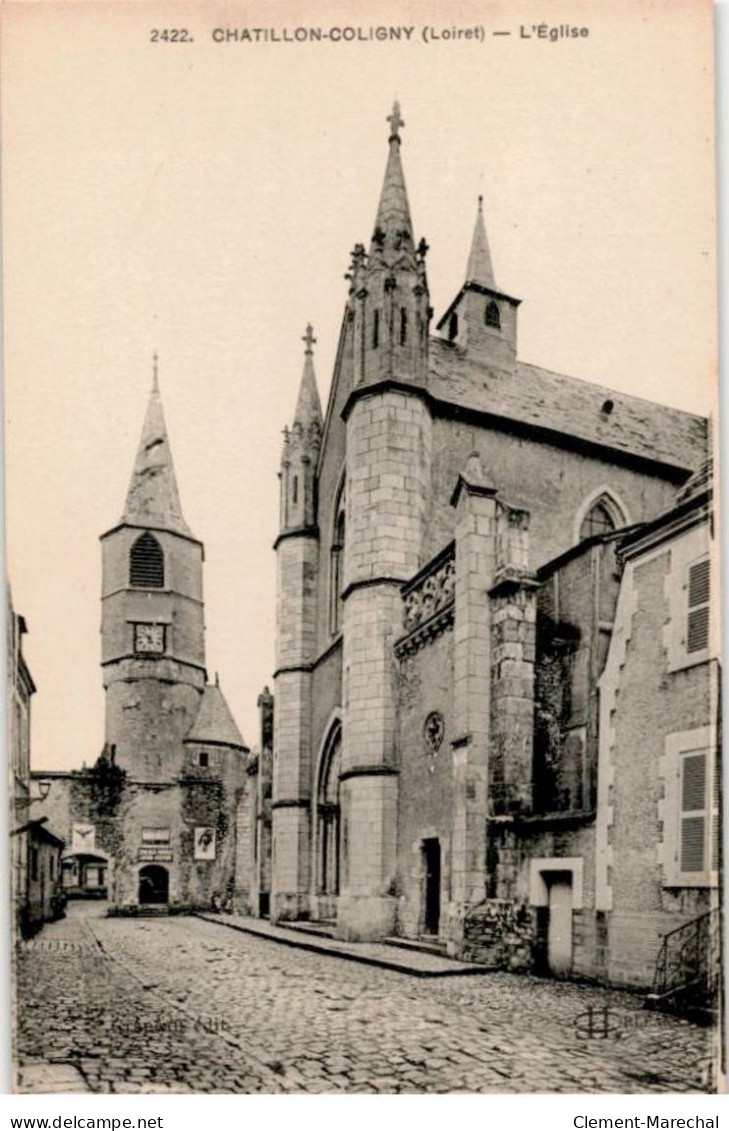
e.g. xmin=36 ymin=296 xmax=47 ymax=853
xmin=15 ymin=903 xmax=715 ymax=1094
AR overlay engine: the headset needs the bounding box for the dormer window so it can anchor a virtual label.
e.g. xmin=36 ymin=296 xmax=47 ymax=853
xmin=130 ymin=532 xmax=164 ymax=589
xmin=485 ymin=300 xmax=501 ymax=329
xmin=448 ymin=312 xmax=458 ymax=342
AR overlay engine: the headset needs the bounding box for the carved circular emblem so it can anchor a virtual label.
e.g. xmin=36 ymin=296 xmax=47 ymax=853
xmin=423 ymin=711 xmax=445 ymax=755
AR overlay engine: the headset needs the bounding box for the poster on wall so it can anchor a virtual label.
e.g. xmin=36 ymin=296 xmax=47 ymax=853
xmin=194 ymin=827 xmax=216 ymax=861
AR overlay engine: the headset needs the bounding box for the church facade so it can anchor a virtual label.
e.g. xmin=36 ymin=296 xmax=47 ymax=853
xmin=34 ymin=372 xmax=250 ymax=912
xmin=248 ymin=103 xmax=716 ymax=991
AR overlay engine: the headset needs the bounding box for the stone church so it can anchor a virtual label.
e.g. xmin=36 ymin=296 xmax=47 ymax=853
xmin=239 ymin=103 xmax=717 ymax=993
xmin=34 ymin=369 xmax=250 ymax=911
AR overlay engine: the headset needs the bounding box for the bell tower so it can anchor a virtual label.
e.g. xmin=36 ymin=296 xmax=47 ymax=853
xmin=100 ymin=359 xmax=206 ymax=781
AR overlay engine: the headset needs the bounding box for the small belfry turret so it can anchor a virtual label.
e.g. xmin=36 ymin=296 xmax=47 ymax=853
xmin=348 ymin=102 xmax=431 ymax=388
xmin=279 ymin=324 xmax=323 ymax=533
xmin=437 ymin=195 xmax=521 ymax=372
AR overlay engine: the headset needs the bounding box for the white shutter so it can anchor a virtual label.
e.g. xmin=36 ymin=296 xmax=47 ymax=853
xmin=687 ymin=558 xmax=710 ymax=653
xmin=679 ymin=751 xmax=707 ymax=873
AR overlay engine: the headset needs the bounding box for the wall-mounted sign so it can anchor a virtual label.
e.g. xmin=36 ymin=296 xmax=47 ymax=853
xmin=71 ymin=823 xmax=96 ymax=853
xmin=138 ymin=847 xmax=173 ymax=863
xmin=194 ymin=826 xmax=216 ymax=861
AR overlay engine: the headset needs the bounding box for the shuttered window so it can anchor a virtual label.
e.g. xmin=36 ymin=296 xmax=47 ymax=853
xmin=130 ymin=532 xmax=164 ymax=589
xmin=687 ymin=557 xmax=710 ymax=653
xmin=678 ymin=748 xmax=719 ymax=880
xmin=711 ymin=762 xmax=721 ymax=873
xmin=680 ymin=751 xmax=706 ymax=872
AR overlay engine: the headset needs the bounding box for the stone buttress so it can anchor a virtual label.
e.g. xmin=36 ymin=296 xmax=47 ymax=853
xmin=271 ymin=328 xmax=323 ymax=920
xmin=338 ymin=104 xmax=432 ymax=940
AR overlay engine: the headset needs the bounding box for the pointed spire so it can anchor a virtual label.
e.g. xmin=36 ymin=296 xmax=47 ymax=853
xmin=293 ymin=324 xmax=323 ymax=429
xmin=121 ymin=364 xmax=192 ymax=536
xmin=466 ymin=195 xmax=496 ymax=289
xmin=372 ymin=101 xmax=413 ymax=247
xmin=185 ymin=681 xmax=249 ymax=751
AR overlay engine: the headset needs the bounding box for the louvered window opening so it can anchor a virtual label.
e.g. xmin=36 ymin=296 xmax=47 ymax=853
xmin=130 ymin=533 xmax=164 ymax=589
xmin=687 ymin=558 xmax=710 ymax=653
xmin=679 ymin=748 xmax=719 ymax=878
xmin=485 ymin=300 xmax=501 ymax=329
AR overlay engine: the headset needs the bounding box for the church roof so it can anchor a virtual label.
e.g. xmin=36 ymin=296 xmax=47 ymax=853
xmin=121 ymin=362 xmax=192 ymax=537
xmin=293 ymin=325 xmax=323 ymax=428
xmin=428 ymin=338 xmax=707 ymax=473
xmin=372 ymin=102 xmax=413 ymax=246
xmin=466 ymin=197 xmax=496 ymax=289
xmin=185 ymin=682 xmax=249 ymax=751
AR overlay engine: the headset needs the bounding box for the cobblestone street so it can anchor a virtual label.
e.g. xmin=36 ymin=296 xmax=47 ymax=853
xmin=16 ymin=904 xmax=715 ymax=1094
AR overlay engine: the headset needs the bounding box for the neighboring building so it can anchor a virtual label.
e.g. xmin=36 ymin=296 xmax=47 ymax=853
xmin=25 ymin=823 xmax=65 ymax=932
xmin=234 ymin=686 xmax=274 ymax=918
xmin=598 ymin=462 xmax=720 ymax=1001
xmin=8 ymin=591 xmax=64 ymax=937
xmin=33 ymin=370 xmax=250 ymax=912
xmin=250 ymin=103 xmax=712 ymax=991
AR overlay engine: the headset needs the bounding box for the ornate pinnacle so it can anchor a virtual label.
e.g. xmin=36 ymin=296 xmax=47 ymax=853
xmin=387 ymin=101 xmax=404 ymax=142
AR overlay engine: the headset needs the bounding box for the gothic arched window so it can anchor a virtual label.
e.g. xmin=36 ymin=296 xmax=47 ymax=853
xmin=400 ymin=307 xmax=408 ymax=346
xmin=130 ymin=532 xmax=164 ymax=589
xmin=372 ymin=309 xmax=380 ymax=349
xmin=579 ymin=502 xmax=616 ymax=541
xmin=329 ymin=479 xmax=346 ymax=636
xmin=485 ymin=300 xmax=501 ymax=329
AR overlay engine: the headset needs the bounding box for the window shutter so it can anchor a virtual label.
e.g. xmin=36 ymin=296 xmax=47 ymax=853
xmin=687 ymin=558 xmax=710 ymax=653
xmin=711 ymin=762 xmax=721 ymax=873
xmin=680 ymin=751 xmax=707 ymax=873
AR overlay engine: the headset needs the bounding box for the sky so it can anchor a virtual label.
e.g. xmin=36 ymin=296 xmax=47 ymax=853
xmin=2 ymin=0 xmax=717 ymax=770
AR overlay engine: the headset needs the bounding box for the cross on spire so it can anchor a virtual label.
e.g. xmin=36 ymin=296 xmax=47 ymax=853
xmin=302 ymin=324 xmax=317 ymax=355
xmin=387 ymin=101 xmax=404 ymax=142
xmin=152 ymin=350 xmax=159 ymax=392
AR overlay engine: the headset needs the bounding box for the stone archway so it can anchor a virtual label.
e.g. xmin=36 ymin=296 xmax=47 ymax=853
xmin=316 ymin=724 xmax=342 ymax=920
xmin=138 ymin=864 xmax=169 ymax=905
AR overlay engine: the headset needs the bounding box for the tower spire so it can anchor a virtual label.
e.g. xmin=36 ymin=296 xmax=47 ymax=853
xmin=121 ymin=376 xmax=192 ymax=536
xmin=293 ymin=324 xmax=323 ymax=429
xmin=466 ymin=194 xmax=496 ymax=289
xmin=372 ymin=101 xmax=413 ymax=248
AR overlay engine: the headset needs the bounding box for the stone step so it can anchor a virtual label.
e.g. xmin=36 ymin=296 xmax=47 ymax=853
xmin=384 ymin=935 xmax=448 ymax=957
xmin=283 ymin=921 xmax=337 ymax=940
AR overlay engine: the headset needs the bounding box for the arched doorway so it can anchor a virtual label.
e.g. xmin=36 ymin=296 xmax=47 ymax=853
xmin=138 ymin=864 xmax=169 ymax=905
xmin=316 ymin=724 xmax=342 ymax=920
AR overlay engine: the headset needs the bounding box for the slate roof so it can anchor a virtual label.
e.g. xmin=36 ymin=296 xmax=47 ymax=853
xmin=185 ymin=683 xmax=249 ymax=751
xmin=121 ymin=381 xmax=192 ymax=537
xmin=428 ymin=337 xmax=707 ymax=473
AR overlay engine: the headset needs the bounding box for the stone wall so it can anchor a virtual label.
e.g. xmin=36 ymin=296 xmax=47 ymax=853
xmin=424 ymin=417 xmax=681 ymax=569
xmin=461 ymin=899 xmax=536 ymax=971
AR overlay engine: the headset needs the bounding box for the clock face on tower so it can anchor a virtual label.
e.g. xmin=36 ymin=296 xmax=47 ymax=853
xmin=134 ymin=623 xmax=166 ymax=654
